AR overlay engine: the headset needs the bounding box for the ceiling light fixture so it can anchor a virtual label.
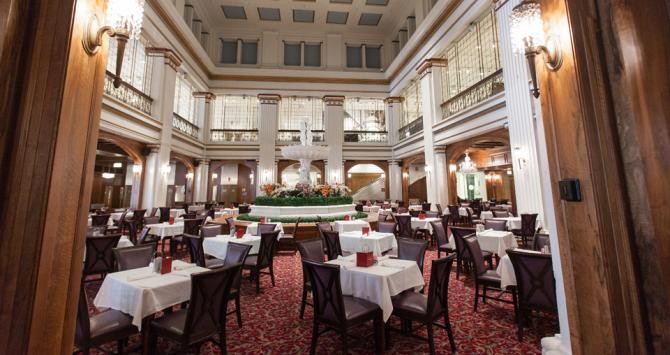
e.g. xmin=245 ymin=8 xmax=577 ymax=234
xmin=83 ymin=0 xmax=145 ymax=88
xmin=102 ymin=172 xmax=115 ymax=179
xmin=112 ymin=162 xmax=122 ymax=168
xmin=459 ymin=152 xmax=477 ymax=173
xmin=509 ymin=0 xmax=562 ymax=98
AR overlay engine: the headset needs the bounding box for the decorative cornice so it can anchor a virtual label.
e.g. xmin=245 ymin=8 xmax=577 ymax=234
xmin=434 ymin=145 xmax=447 ymax=154
xmin=146 ymin=47 xmax=183 ymax=70
xmin=257 ymin=94 xmax=281 ymax=104
xmin=147 ymin=144 xmax=161 ymax=154
xmin=197 ymin=158 xmax=210 ymax=165
xmin=193 ymin=91 xmax=216 ymax=103
xmin=384 ymin=96 xmax=404 ymax=104
xmin=323 ymin=95 xmax=345 ymax=106
xmin=416 ymin=58 xmax=448 ymax=78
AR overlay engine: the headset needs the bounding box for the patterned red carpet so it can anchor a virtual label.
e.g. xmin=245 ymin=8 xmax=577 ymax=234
xmin=82 ymin=250 xmax=557 ymax=354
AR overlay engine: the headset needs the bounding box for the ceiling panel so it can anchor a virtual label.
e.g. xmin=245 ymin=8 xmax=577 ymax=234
xmin=258 ymin=7 xmax=281 ymax=21
xmin=221 ymin=5 xmax=247 ymax=19
xmin=293 ymin=9 xmax=315 ymax=23
xmin=326 ymin=11 xmax=348 ymax=25
xmin=358 ymin=13 xmax=382 ymax=26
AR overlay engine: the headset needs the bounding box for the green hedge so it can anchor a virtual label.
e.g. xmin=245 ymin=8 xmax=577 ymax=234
xmin=254 ymin=195 xmax=353 ymax=207
xmin=236 ymin=212 xmax=368 ymax=223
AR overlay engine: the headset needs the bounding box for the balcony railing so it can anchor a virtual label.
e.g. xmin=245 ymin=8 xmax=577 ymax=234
xmin=210 ymin=129 xmax=259 ymax=143
xmin=398 ymin=117 xmax=424 ymax=139
xmin=103 ymin=71 xmax=153 ymax=115
xmin=172 ymin=113 xmax=200 ymax=139
xmin=344 ymin=131 xmax=388 ymax=143
xmin=276 ymin=129 xmax=325 ymax=144
xmin=441 ymin=69 xmax=504 ymax=119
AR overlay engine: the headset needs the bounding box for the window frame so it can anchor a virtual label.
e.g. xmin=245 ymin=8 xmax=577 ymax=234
xmin=282 ymin=40 xmax=323 ymax=69
xmin=344 ymin=43 xmax=383 ymax=71
xmin=218 ymin=37 xmax=260 ymax=66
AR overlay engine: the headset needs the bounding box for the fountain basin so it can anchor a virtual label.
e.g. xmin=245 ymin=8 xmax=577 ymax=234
xmin=250 ymin=204 xmax=356 ymax=218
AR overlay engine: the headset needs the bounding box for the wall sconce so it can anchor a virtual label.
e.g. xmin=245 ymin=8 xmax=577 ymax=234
xmin=185 ymin=172 xmax=194 ymax=180
xmin=448 ymin=164 xmax=457 ymax=173
xmin=347 ymin=173 xmax=352 ymax=179
xmin=132 ymin=164 xmax=142 ymax=173
xmin=83 ymin=0 xmax=145 ymax=88
xmin=424 ymin=165 xmax=431 ymax=173
xmin=402 ymin=172 xmax=409 ymax=179
xmin=211 ymin=173 xmax=218 ymax=179
xmin=249 ymin=172 xmax=255 ymax=185
xmin=112 ymin=162 xmax=122 ymax=168
xmin=381 ymin=173 xmax=386 ymax=179
xmin=102 ymin=172 xmax=115 ymax=179
xmin=509 ymin=0 xmax=562 ymax=98
xmin=161 ymin=165 xmax=171 ymax=175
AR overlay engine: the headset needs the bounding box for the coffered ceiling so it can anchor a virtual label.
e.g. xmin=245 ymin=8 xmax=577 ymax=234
xmin=192 ymin=0 xmax=415 ymax=36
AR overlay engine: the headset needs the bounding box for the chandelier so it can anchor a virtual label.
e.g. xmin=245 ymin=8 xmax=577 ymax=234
xmin=459 ymin=152 xmax=477 ymax=173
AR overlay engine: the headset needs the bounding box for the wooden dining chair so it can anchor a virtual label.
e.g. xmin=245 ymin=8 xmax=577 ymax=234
xmin=485 ymin=219 xmax=508 ymax=231
xmin=297 ymin=239 xmax=325 ymax=319
xmin=242 ymin=230 xmax=280 ymax=293
xmin=82 ymin=234 xmax=122 ymax=282
xmin=322 ymin=230 xmax=343 ymax=261
xmin=223 ymin=242 xmax=253 ymax=328
xmin=112 ymin=243 xmax=155 ymax=271
xmin=464 ymin=236 xmax=517 ymax=314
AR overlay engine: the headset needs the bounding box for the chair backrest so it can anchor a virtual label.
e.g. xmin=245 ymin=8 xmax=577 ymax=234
xmin=183 ymin=234 xmax=207 ymax=267
xmin=137 ymin=226 xmax=155 ymax=245
xmin=87 ymin=226 xmax=107 ymax=237
xmin=149 ymin=207 xmax=158 ymax=217
xmin=257 ymin=223 xmax=276 ymax=236
xmin=485 ymin=219 xmax=508 ymax=231
xmin=409 ymin=210 xmax=420 ymax=217
xmin=378 ymin=221 xmax=396 ymax=234
xmin=238 ymin=205 xmax=251 ymax=214
xmin=316 ymin=222 xmax=332 ymax=232
xmin=159 ymin=207 xmax=170 ymax=222
xmin=447 ymin=205 xmax=460 ymax=218
xmin=292 ymin=217 xmax=302 ymax=238
xmin=183 ymin=218 xmax=201 ymax=235
xmin=520 ymin=213 xmax=539 ymax=236
xmin=463 ymin=235 xmax=488 ymax=277
xmin=201 ymin=224 xmax=222 ymax=238
xmin=132 ymin=209 xmax=146 ymax=222
xmin=397 ymin=238 xmax=428 ymax=274
xmin=493 ymin=210 xmax=510 ymax=218
xmin=435 ymin=203 xmax=443 ymax=216
xmin=113 ymin=244 xmax=155 ymax=271
xmin=224 ymin=242 xmax=252 ymax=290
xmin=421 ymin=202 xmax=431 ymax=212
xmin=144 ymin=216 xmax=159 ymax=225
xmin=532 ymin=232 xmax=550 ymax=251
xmin=322 ymin=230 xmax=342 ymax=261
xmin=297 ymin=238 xmax=325 ymax=262
xmin=226 ymin=217 xmax=236 ymax=235
xmin=118 ymin=209 xmax=128 ymax=223
xmin=397 ymin=207 xmax=408 ymax=214
xmin=355 ymin=204 xmax=363 ymax=212
xmin=257 ymin=230 xmax=281 ymax=268
xmin=425 ymin=211 xmax=439 ymax=218
xmin=125 ymin=220 xmax=139 ymax=244
xmin=302 ymin=259 xmax=347 ymax=328
xmin=83 ymin=234 xmax=122 ymax=276
xmin=427 ymin=255 xmax=456 ymax=317
xmin=395 ymin=214 xmax=413 ymax=238
xmin=450 ymin=226 xmax=476 ymax=260
xmin=507 ymin=249 xmax=557 ymax=311
xmin=91 ymin=214 xmax=110 ymax=226
xmin=440 ymin=214 xmax=450 ymax=233
xmin=75 ymin=285 xmax=92 ymax=342
xmin=182 ymin=213 xmax=197 ymax=219
xmin=430 ymin=221 xmax=448 ymax=247
xmin=182 ymin=264 xmax=241 ymax=343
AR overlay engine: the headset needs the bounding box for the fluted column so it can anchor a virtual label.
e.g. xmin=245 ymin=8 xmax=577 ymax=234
xmin=388 ymin=160 xmax=402 ymax=201
xmin=385 ymin=97 xmax=403 ymax=145
xmin=193 ymin=159 xmax=209 ymax=203
xmin=129 ymin=162 xmax=142 ymax=209
xmin=142 ymin=145 xmax=159 ymax=209
xmin=193 ymin=92 xmax=215 ymax=142
xmin=433 ymin=146 xmax=448 ymax=209
xmin=323 ymin=96 xmax=345 ymax=184
xmin=146 ymin=47 xmax=181 ymax=209
xmin=497 ymin=2 xmax=568 ymax=353
xmin=257 ymin=94 xmax=280 ymax=193
xmin=417 ymin=58 xmax=446 ymax=210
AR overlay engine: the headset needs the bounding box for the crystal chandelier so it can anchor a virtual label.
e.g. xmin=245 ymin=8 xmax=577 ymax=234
xmin=459 ymin=152 xmax=477 ymax=173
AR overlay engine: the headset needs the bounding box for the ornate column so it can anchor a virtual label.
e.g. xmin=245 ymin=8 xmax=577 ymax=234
xmin=129 ymin=161 xmax=143 ymax=209
xmin=323 ymin=95 xmax=345 ymax=184
xmin=193 ymin=159 xmax=209 ymax=203
xmin=385 ymin=97 xmax=404 ymax=145
xmin=417 ymin=58 xmax=446 ymax=210
xmin=146 ymin=47 xmax=181 ymax=208
xmin=433 ymin=146 xmax=448 ymax=209
xmin=193 ymin=92 xmax=215 ymax=142
xmin=257 ymin=94 xmax=280 ymax=193
xmin=388 ymin=160 xmax=402 ymax=201
xmin=142 ymin=145 xmax=160 ymax=209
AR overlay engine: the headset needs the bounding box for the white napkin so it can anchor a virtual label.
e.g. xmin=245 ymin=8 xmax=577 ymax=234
xmin=172 ymin=263 xmax=196 ymax=271
xmin=380 ymin=259 xmax=406 ymax=269
xmin=126 ymin=273 xmax=157 ymax=282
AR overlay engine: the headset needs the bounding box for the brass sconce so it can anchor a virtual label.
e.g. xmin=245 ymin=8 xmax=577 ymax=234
xmin=82 ymin=0 xmax=145 ymax=88
xmin=509 ymin=0 xmax=562 ymax=98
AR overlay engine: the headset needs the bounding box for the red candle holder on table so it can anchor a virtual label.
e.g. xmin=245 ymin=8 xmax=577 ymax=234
xmin=418 ymin=212 xmax=426 ymax=220
xmin=161 ymin=256 xmax=172 ymax=274
xmin=362 ymin=226 xmax=370 ymax=236
xmin=235 ymin=227 xmax=245 ymax=238
xmin=344 ymin=215 xmax=350 ymax=221
xmin=356 ymin=251 xmax=375 ymax=267
xmin=168 ymin=216 xmax=175 ymax=225
xmin=259 ymin=216 xmax=266 ymax=224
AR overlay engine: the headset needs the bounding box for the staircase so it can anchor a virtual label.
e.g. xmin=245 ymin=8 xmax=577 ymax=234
xmin=351 ymin=177 xmax=385 ymax=201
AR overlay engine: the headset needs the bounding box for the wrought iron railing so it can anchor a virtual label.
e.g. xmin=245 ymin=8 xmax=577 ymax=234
xmin=441 ymin=69 xmax=504 ymax=119
xmin=344 ymin=131 xmax=388 ymax=143
xmin=397 ymin=118 xmax=424 ymax=139
xmin=210 ymin=129 xmax=259 ymax=143
xmin=172 ymin=113 xmax=200 ymax=139
xmin=103 ymin=71 xmax=153 ymax=115
xmin=276 ymin=129 xmax=325 ymax=144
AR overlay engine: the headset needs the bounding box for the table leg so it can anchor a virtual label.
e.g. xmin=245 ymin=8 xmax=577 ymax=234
xmin=141 ymin=316 xmax=151 ymax=355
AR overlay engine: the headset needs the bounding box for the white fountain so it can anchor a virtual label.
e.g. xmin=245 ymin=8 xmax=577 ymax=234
xmin=280 ymin=120 xmax=329 ymax=185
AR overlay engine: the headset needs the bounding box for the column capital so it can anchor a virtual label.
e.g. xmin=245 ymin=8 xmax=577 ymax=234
xmin=384 ymin=96 xmax=404 ymax=104
xmin=258 ymin=93 xmax=281 ymax=104
xmin=147 ymin=144 xmax=161 ymax=154
xmin=416 ymin=58 xmax=447 ymax=78
xmin=146 ymin=47 xmax=183 ymax=70
xmin=193 ymin=92 xmax=215 ymax=103
xmin=323 ymin=95 xmax=345 ymax=106
xmin=387 ymin=159 xmax=401 ymax=165
xmin=197 ymin=158 xmax=210 ymax=165
xmin=434 ymin=145 xmax=447 ymax=154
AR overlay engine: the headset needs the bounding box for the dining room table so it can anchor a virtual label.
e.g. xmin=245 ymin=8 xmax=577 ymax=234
xmin=325 ymin=254 xmax=425 ymax=321
xmin=496 ymin=249 xmax=546 ymax=289
xmin=476 ymin=229 xmax=518 ymax=257
xmin=93 ymin=260 xmax=209 ymax=355
xmin=338 ymin=231 xmax=397 ymax=256
xmin=203 ymin=234 xmax=261 ymax=260
xmin=333 ymin=220 xmax=371 ymax=233
xmin=188 ymin=205 xmax=206 ymax=213
xmin=491 ymin=216 xmax=542 ymax=230
xmin=244 ymin=221 xmax=285 ymax=239
xmin=363 ymin=205 xmax=381 ymax=213
xmin=169 ymin=208 xmax=186 ymax=218
xmin=410 ymin=217 xmax=442 ymax=233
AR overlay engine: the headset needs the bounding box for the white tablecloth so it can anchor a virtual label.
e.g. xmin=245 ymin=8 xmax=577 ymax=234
xmin=169 ymin=209 xmax=186 ymax=218
xmin=363 ymin=205 xmax=381 ymax=213
xmin=492 ymin=217 xmax=542 ymax=230
xmin=496 ymin=249 xmax=544 ymax=289
xmin=480 ymin=211 xmax=494 ymax=220
xmin=339 ymin=231 xmax=397 ymax=256
xmin=408 ymin=204 xmax=423 ymax=211
xmin=477 ymin=229 xmax=518 ymax=256
xmin=245 ymin=222 xmax=285 ymax=239
xmin=87 ymin=216 xmax=114 ymax=227
xmin=411 ymin=217 xmax=442 ymax=233
xmin=326 ymin=255 xmax=425 ymax=321
xmin=215 ymin=208 xmax=239 ymax=218
xmin=203 ymin=234 xmax=261 ymax=260
xmin=188 ymin=205 xmax=205 ymax=213
xmin=334 ymin=220 xmax=371 ymax=233
xmin=93 ymin=260 xmax=209 ymax=329
xmin=147 ymin=222 xmax=184 ymax=239
xmin=110 ymin=211 xmax=134 ymax=221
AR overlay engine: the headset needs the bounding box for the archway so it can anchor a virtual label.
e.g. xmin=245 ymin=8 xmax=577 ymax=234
xmin=167 ymin=152 xmax=195 ymax=206
xmin=208 ymin=160 xmax=257 ymax=205
xmin=280 ymin=163 xmax=323 ymax=186
xmin=277 ymin=159 xmax=325 ymax=187
xmin=401 ymin=154 xmax=426 ymax=204
xmin=91 ymin=138 xmax=145 ymax=209
xmin=345 ymin=163 xmax=387 ymax=201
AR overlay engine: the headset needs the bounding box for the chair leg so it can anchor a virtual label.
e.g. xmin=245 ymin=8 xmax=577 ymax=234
xmin=427 ymin=323 xmax=435 ymax=355
xmin=117 ymin=339 xmax=124 ymax=354
xmin=384 ymin=321 xmax=391 ymax=350
xmin=341 ymin=331 xmax=348 ymax=355
xmin=255 ymin=270 xmax=261 ymax=294
xmin=310 ymin=321 xmax=319 ymax=355
xmin=269 ymin=265 xmax=276 ymax=286
xmin=483 ymin=285 xmax=487 ymax=304
xmin=373 ymin=312 xmax=384 ymax=354
xmin=148 ymin=332 xmax=158 ymax=355
xmin=300 ymin=287 xmax=308 ymax=319
xmin=473 ymin=283 xmax=479 ymax=312
xmin=444 ymin=314 xmax=457 ymax=353
xmin=220 ymin=327 xmax=227 ymax=355
xmin=235 ymin=294 xmax=243 ymax=328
